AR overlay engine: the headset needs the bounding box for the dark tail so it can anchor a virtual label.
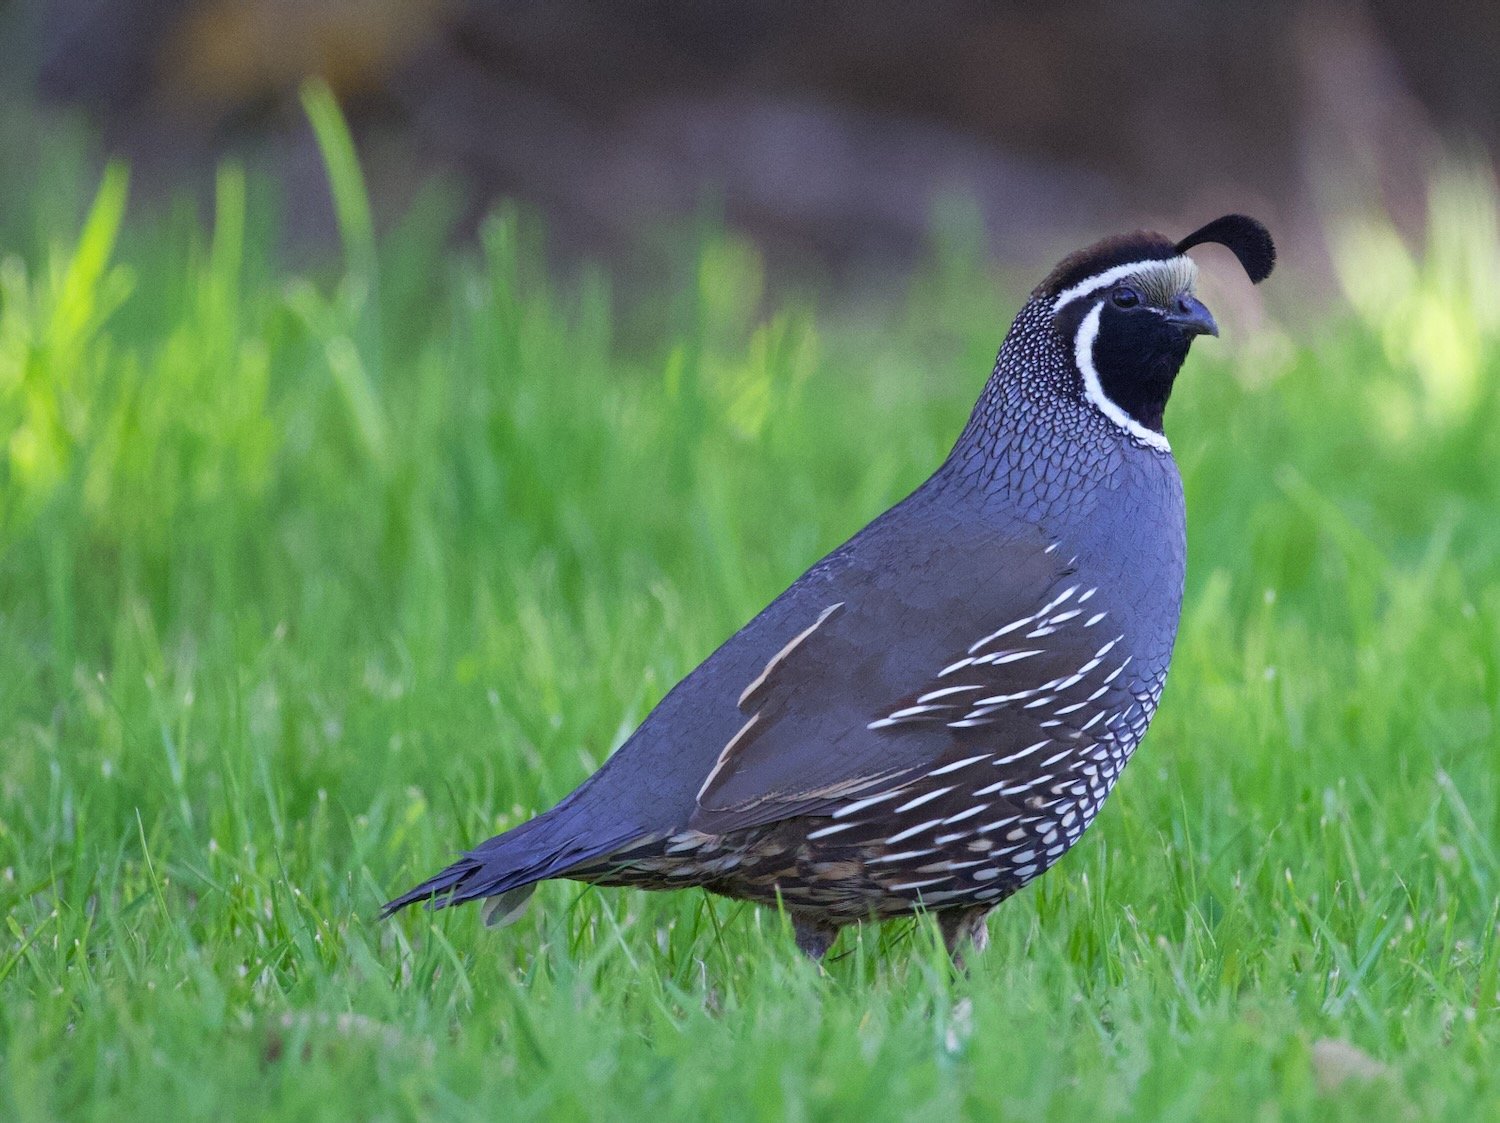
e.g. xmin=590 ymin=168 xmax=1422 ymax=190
xmin=381 ymin=808 xmax=639 ymax=918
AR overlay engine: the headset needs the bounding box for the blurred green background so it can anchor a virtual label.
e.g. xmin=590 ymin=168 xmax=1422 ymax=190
xmin=1 ymin=4 xmax=1498 ymax=1120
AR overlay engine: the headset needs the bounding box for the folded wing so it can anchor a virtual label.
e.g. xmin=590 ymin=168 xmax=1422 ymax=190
xmin=690 ymin=513 xmax=1130 ymax=834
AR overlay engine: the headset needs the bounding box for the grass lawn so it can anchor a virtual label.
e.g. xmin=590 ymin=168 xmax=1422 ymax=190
xmin=2 ymin=97 xmax=1498 ymax=1119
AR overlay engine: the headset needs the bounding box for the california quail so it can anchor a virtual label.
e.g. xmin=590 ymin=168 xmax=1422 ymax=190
xmin=385 ymin=215 xmax=1276 ymax=961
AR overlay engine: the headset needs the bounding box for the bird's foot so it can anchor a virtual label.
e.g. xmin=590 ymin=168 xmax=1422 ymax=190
xmin=938 ymin=907 xmax=992 ymax=971
xmin=793 ymin=916 xmax=840 ymax=961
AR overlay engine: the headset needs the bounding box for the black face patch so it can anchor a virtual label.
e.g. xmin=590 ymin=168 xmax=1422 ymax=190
xmin=1089 ymin=302 xmax=1193 ymax=433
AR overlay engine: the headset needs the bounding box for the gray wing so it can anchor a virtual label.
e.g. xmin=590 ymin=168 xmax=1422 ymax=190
xmin=688 ymin=511 xmax=1130 ymax=835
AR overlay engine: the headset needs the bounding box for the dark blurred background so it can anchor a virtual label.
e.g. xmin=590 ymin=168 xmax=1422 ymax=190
xmin=5 ymin=0 xmax=1498 ymax=287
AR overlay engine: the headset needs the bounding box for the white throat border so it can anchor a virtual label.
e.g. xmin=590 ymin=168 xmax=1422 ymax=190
xmin=1073 ymin=302 xmax=1172 ymax=454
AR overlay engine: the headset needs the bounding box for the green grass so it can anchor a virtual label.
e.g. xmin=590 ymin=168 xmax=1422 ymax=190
xmin=2 ymin=94 xmax=1498 ymax=1120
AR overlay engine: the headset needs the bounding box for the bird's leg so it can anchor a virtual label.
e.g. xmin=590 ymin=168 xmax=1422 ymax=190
xmin=938 ymin=907 xmax=992 ymax=970
xmin=792 ymin=916 xmax=839 ymax=961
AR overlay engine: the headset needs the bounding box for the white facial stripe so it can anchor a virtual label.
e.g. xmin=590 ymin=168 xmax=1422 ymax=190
xmin=1051 ymin=255 xmax=1198 ymax=314
xmin=1073 ymin=302 xmax=1172 ymax=453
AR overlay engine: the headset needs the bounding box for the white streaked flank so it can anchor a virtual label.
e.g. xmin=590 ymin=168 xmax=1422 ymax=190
xmin=832 ymin=790 xmax=901 ymax=819
xmin=917 ymin=684 xmax=985 ymax=703
xmin=805 ymin=821 xmax=857 ymax=840
xmin=917 ymin=857 xmax=993 ymax=873
xmin=888 ymin=876 xmax=954 ymax=892
xmin=1038 ymin=585 xmax=1080 ymax=616
xmin=976 ymin=817 xmax=1021 ymax=835
xmin=975 ymin=648 xmax=1043 ymax=666
xmin=871 ymin=848 xmax=941 ymax=864
xmin=886 ymin=703 xmax=947 ymax=720
xmin=993 ymin=739 xmax=1052 ymax=766
xmin=993 ymin=774 xmax=1055 ymax=797
xmin=884 ymin=818 xmax=945 ymax=845
xmin=967 ymin=615 xmax=1034 ymax=653
xmin=940 ymin=804 xmax=990 ymax=826
xmin=927 ymin=753 xmax=992 ymax=777
xmin=893 ymin=786 xmax=956 ymax=813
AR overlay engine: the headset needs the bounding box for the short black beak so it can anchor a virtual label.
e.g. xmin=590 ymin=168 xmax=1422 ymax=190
xmin=1165 ymin=294 xmax=1218 ymax=338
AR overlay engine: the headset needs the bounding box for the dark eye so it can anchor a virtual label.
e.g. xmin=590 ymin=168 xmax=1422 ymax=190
xmin=1111 ymin=285 xmax=1140 ymax=308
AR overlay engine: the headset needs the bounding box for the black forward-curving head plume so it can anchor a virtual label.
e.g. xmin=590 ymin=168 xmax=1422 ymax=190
xmin=1174 ymin=215 xmax=1275 ymax=284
